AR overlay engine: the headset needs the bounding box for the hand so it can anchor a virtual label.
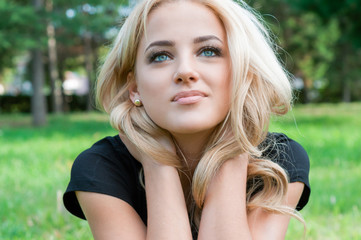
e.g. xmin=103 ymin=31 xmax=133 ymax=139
xmin=119 ymin=133 xmax=176 ymax=167
xmin=227 ymin=152 xmax=249 ymax=169
xmin=205 ymin=152 xmax=249 ymax=199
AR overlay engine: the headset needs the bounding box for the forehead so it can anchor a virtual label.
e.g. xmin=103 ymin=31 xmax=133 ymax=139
xmin=143 ymin=1 xmax=226 ymax=43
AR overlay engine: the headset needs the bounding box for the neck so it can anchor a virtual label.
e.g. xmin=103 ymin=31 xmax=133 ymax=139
xmin=171 ymin=130 xmax=215 ymax=205
xmin=172 ymin=130 xmax=213 ymax=170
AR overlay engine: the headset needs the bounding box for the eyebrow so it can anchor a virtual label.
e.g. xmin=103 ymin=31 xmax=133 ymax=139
xmin=145 ymin=40 xmax=175 ymax=52
xmin=193 ymin=35 xmax=223 ymax=44
xmin=144 ymin=35 xmax=223 ymax=53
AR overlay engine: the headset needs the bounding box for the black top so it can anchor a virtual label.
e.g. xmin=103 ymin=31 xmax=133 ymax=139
xmin=63 ymin=133 xmax=310 ymax=233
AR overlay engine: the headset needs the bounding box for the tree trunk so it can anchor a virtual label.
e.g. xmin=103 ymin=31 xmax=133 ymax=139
xmin=31 ymin=49 xmax=47 ymax=126
xmin=58 ymin=61 xmax=69 ymax=112
xmin=296 ymin=71 xmax=310 ymax=104
xmin=341 ymin=44 xmax=351 ymax=102
xmin=84 ymin=31 xmax=94 ymax=111
xmin=46 ymin=0 xmax=63 ymax=113
xmin=342 ymin=79 xmax=351 ymax=102
xmin=303 ymin=77 xmax=312 ymax=104
xmin=31 ymin=0 xmax=47 ymax=126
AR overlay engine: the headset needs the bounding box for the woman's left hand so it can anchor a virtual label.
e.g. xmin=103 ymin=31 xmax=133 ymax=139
xmin=198 ymin=152 xmax=252 ymax=240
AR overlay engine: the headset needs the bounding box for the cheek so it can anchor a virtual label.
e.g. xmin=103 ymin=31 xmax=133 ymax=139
xmin=138 ymin=83 xmax=165 ymax=105
xmin=136 ymin=77 xmax=168 ymax=119
xmin=136 ymin=66 xmax=173 ymax=101
xmin=136 ymin=70 xmax=156 ymax=97
xmin=215 ymin=67 xmax=232 ymax=100
xmin=216 ymin=76 xmax=232 ymax=115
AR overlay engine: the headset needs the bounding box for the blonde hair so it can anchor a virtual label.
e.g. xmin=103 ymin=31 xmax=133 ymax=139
xmin=97 ymin=0 xmax=302 ymax=229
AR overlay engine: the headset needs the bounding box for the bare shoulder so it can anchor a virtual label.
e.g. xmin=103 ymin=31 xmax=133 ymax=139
xmin=76 ymin=191 xmax=146 ymax=240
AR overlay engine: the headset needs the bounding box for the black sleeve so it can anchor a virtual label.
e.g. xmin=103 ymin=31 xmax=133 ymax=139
xmin=262 ymin=133 xmax=311 ymax=211
xmin=63 ymin=136 xmax=144 ymax=220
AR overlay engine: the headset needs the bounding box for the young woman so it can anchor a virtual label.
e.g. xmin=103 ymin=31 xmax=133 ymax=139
xmin=63 ymin=0 xmax=310 ymax=239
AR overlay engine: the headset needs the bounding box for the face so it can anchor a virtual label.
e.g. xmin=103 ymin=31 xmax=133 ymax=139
xmin=129 ymin=1 xmax=231 ymax=137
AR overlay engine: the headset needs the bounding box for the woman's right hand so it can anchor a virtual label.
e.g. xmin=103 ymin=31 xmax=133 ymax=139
xmin=119 ymin=133 xmax=176 ymax=168
xmin=119 ymin=133 xmax=147 ymax=164
xmin=119 ymin=133 xmax=192 ymax=240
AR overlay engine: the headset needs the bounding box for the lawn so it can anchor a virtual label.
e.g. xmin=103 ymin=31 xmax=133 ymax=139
xmin=0 ymin=103 xmax=360 ymax=239
xmin=271 ymin=103 xmax=361 ymax=239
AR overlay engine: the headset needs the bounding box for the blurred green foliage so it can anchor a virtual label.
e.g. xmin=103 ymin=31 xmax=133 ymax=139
xmin=250 ymin=0 xmax=361 ymax=102
xmin=0 ymin=0 xmax=127 ymax=72
xmin=0 ymin=0 xmax=361 ymax=104
xmin=0 ymin=0 xmax=45 ymax=68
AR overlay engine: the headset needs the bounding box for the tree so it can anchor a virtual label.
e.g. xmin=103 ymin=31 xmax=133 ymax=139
xmin=31 ymin=0 xmax=47 ymax=126
xmin=1 ymin=0 xmax=128 ymax=114
xmin=46 ymin=0 xmax=63 ymax=113
xmin=0 ymin=0 xmax=48 ymax=123
xmin=0 ymin=0 xmax=42 ymax=72
xmin=46 ymin=0 xmax=128 ymax=110
xmin=283 ymin=0 xmax=361 ymax=102
xmin=248 ymin=0 xmax=341 ymax=103
xmin=282 ymin=13 xmax=340 ymax=103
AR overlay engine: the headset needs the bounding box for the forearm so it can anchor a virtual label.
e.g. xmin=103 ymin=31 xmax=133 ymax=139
xmin=143 ymin=163 xmax=192 ymax=240
xmin=198 ymin=155 xmax=252 ymax=240
xmin=247 ymin=182 xmax=305 ymax=239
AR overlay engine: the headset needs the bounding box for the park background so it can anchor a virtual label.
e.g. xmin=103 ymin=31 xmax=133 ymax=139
xmin=0 ymin=0 xmax=360 ymax=239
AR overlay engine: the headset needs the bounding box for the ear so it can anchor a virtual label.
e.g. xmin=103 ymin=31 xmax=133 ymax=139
xmin=127 ymin=72 xmax=140 ymax=103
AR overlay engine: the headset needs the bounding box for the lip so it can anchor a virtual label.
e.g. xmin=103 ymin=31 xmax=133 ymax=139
xmin=172 ymin=90 xmax=207 ymax=104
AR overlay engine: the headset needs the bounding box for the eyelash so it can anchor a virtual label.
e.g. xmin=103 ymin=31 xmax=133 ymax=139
xmin=147 ymin=46 xmax=223 ymax=63
xmin=148 ymin=51 xmax=172 ymax=63
xmin=198 ymin=46 xmax=223 ymax=57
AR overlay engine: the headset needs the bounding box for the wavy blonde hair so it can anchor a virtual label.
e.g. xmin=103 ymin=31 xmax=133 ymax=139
xmin=97 ymin=0 xmax=302 ymax=229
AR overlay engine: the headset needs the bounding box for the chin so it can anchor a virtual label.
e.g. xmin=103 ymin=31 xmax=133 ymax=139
xmin=167 ymin=123 xmax=218 ymax=136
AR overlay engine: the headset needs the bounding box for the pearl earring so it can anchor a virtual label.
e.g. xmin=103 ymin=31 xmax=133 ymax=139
xmin=134 ymin=99 xmax=142 ymax=107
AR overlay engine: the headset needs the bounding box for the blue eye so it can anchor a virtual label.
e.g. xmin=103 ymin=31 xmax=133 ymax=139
xmin=201 ymin=50 xmax=216 ymax=57
xmin=148 ymin=51 xmax=171 ymax=63
xmin=154 ymin=54 xmax=170 ymax=62
xmin=199 ymin=47 xmax=222 ymax=57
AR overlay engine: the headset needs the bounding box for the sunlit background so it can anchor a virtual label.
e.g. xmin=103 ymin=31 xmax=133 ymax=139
xmin=0 ymin=0 xmax=360 ymax=239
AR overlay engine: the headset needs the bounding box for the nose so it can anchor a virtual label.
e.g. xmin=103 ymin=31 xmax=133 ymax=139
xmin=173 ymin=57 xmax=200 ymax=84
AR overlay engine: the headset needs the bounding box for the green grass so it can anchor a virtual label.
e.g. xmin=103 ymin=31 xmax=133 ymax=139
xmin=0 ymin=112 xmax=116 ymax=239
xmin=1 ymin=103 xmax=360 ymax=239
xmin=270 ymin=103 xmax=361 ymax=239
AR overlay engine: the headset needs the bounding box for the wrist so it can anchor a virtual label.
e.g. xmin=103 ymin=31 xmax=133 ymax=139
xmin=199 ymin=154 xmax=252 ymax=240
xmin=205 ymin=154 xmax=249 ymax=202
xmin=214 ymin=153 xmax=249 ymax=183
xmin=142 ymin=162 xmax=177 ymax=178
xmin=220 ymin=154 xmax=248 ymax=175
